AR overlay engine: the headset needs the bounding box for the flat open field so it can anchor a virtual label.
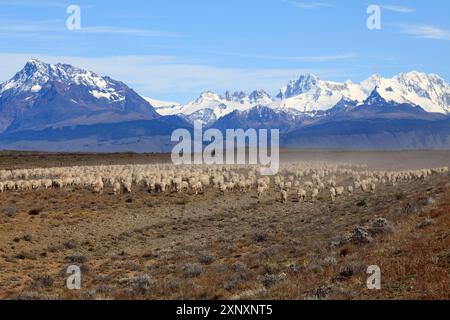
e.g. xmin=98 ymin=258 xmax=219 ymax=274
xmin=2 ymin=149 xmax=449 ymax=170
xmin=0 ymin=150 xmax=449 ymax=300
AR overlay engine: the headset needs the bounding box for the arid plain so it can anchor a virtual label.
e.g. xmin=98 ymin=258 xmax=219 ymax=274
xmin=0 ymin=150 xmax=449 ymax=300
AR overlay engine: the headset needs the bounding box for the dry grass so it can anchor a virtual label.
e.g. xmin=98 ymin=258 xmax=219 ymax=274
xmin=0 ymin=151 xmax=449 ymax=300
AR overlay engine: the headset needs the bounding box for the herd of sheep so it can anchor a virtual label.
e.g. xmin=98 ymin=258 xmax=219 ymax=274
xmin=0 ymin=162 xmax=448 ymax=203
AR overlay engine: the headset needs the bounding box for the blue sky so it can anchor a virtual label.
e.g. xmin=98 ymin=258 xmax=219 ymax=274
xmin=0 ymin=0 xmax=449 ymax=102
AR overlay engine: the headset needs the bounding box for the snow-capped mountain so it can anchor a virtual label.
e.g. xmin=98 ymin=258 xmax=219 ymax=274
xmin=213 ymin=105 xmax=308 ymax=133
xmin=273 ymin=73 xmax=368 ymax=113
xmin=158 ymin=90 xmax=274 ymax=125
xmin=143 ymin=97 xmax=182 ymax=115
xmin=1 ymin=59 xmax=123 ymax=99
xmin=359 ymin=72 xmax=450 ymax=114
xmin=1 ymin=60 xmax=450 ymax=152
xmin=155 ymin=71 xmax=450 ymax=122
xmin=273 ymin=71 xmax=450 ymax=115
xmin=0 ymin=59 xmax=158 ymax=133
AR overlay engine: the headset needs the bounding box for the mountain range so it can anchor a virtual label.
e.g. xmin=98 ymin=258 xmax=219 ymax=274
xmin=154 ymin=71 xmax=450 ymax=124
xmin=1 ymin=59 xmax=450 ymax=152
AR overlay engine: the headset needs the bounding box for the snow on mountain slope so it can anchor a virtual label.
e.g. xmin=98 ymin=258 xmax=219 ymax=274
xmin=384 ymin=71 xmax=450 ymax=114
xmin=273 ymin=74 xmax=368 ymax=113
xmin=156 ymin=71 xmax=450 ymax=122
xmin=0 ymin=59 xmax=125 ymax=102
xmin=0 ymin=59 xmax=158 ymax=133
xmin=143 ymin=97 xmax=183 ymax=115
xmin=2 ymin=61 xmax=449 ymax=132
xmin=275 ymin=71 xmax=450 ymax=114
xmin=160 ymin=90 xmax=274 ymax=124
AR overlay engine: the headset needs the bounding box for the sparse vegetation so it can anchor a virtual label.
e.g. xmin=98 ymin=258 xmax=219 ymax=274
xmin=0 ymin=151 xmax=449 ymax=300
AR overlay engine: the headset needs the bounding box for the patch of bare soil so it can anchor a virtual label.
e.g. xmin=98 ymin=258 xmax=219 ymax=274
xmin=0 ymin=151 xmax=448 ymax=300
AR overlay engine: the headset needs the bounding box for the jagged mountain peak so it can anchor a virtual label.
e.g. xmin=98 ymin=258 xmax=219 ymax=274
xmin=249 ymin=89 xmax=271 ymax=101
xmin=277 ymin=73 xmax=320 ymax=99
xmin=297 ymin=73 xmax=320 ymax=83
xmin=222 ymin=90 xmax=248 ymax=103
xmin=0 ymin=60 xmax=158 ymax=133
xmin=154 ymin=70 xmax=450 ymax=124
xmin=197 ymin=91 xmax=221 ymax=101
xmin=396 ymin=70 xmax=440 ymax=80
xmin=364 ymin=87 xmax=390 ymax=106
xmin=368 ymin=71 xmax=450 ymax=114
xmin=24 ymin=58 xmax=49 ymax=71
xmin=394 ymin=71 xmax=448 ymax=90
xmin=293 ymin=73 xmax=320 ymax=85
xmin=219 ymin=89 xmax=272 ymax=104
xmin=21 ymin=59 xmax=79 ymax=79
xmin=162 ymin=88 xmax=275 ymax=125
xmin=1 ymin=59 xmax=117 ymax=97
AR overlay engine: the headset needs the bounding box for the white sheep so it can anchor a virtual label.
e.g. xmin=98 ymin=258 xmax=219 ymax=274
xmin=257 ymin=185 xmax=267 ymax=199
xmin=311 ymin=188 xmax=319 ymax=201
xmin=285 ymin=181 xmax=292 ymax=190
xmin=123 ymin=180 xmax=132 ymax=193
xmin=42 ymin=179 xmax=53 ymax=189
xmin=330 ymin=187 xmax=336 ymax=202
xmin=1 ymin=162 xmax=447 ymax=201
xmin=336 ymin=186 xmax=344 ymax=196
xmin=280 ymin=190 xmax=288 ymax=203
xmin=297 ymin=188 xmax=306 ymax=202
xmin=327 ymin=179 xmax=336 ymax=187
xmin=113 ymin=181 xmax=121 ymax=195
xmin=304 ymin=181 xmax=313 ymax=189
xmin=52 ymin=179 xmax=63 ymax=189
xmin=219 ymin=183 xmax=227 ymax=194
xmin=93 ymin=177 xmax=104 ymax=194
xmin=192 ymin=181 xmax=203 ymax=195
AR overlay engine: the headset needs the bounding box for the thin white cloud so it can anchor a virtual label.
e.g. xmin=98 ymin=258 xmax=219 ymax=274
xmin=0 ymin=20 xmax=68 ymax=40
xmin=0 ymin=53 xmax=342 ymax=102
xmin=0 ymin=0 xmax=93 ymax=8
xmin=0 ymin=0 xmax=67 ymax=7
xmin=77 ymin=26 xmax=176 ymax=37
xmin=401 ymin=25 xmax=450 ymax=41
xmin=0 ymin=20 xmax=60 ymax=33
xmin=381 ymin=5 xmax=415 ymax=13
xmin=0 ymin=20 xmax=176 ymax=38
xmin=212 ymin=52 xmax=357 ymax=62
xmin=282 ymin=0 xmax=333 ymax=10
